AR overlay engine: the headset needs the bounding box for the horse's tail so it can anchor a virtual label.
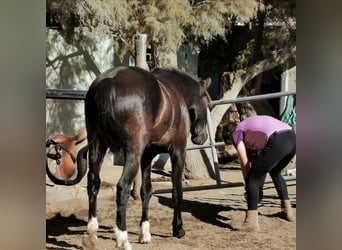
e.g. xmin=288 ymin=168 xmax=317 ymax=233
xmin=46 ymin=144 xmax=88 ymax=186
xmin=86 ymin=78 xmax=128 ymax=155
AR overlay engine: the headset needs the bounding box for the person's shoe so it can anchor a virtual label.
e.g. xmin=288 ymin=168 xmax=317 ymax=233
xmin=280 ymin=199 xmax=295 ymax=222
xmin=238 ymin=210 xmax=260 ymax=232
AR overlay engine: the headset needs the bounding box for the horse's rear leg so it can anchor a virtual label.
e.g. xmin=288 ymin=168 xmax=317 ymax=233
xmin=138 ymin=151 xmax=156 ymax=243
xmin=82 ymin=142 xmax=106 ymax=249
xmin=115 ymin=150 xmax=141 ymax=250
xmin=171 ymin=150 xmax=186 ymax=238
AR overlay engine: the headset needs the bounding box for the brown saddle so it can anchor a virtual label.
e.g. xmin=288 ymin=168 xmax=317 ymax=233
xmin=46 ymin=128 xmax=87 ymax=180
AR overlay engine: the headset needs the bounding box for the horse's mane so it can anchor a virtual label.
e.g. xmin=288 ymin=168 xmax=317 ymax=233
xmin=156 ymin=67 xmax=199 ymax=82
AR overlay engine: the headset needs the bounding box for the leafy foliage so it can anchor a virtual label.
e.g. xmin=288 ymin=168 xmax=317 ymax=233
xmin=222 ymin=0 xmax=296 ymax=74
xmin=47 ymin=0 xmax=260 ymax=64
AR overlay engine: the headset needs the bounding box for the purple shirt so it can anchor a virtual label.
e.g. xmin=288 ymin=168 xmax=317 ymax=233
xmin=231 ymin=115 xmax=291 ymax=150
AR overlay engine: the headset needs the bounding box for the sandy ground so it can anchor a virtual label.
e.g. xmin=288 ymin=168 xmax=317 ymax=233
xmin=46 ymin=162 xmax=296 ymax=250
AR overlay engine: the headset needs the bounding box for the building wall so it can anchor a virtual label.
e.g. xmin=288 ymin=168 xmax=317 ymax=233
xmin=46 ymin=29 xmax=115 ymax=138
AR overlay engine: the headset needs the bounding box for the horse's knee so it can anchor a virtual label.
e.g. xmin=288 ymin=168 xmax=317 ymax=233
xmin=117 ymin=180 xmax=131 ymax=195
xmin=140 ymin=183 xmax=153 ymax=199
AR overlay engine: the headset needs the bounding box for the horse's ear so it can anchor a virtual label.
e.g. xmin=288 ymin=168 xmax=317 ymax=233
xmin=200 ymin=78 xmax=211 ymax=89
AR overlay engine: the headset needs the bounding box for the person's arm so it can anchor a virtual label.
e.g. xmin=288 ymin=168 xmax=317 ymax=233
xmin=235 ymin=140 xmax=250 ymax=182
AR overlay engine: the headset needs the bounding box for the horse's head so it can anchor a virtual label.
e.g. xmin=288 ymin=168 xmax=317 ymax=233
xmin=189 ymin=78 xmax=212 ymax=145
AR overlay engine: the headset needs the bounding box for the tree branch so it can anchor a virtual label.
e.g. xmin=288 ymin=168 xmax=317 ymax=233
xmin=193 ymin=0 xmax=213 ymax=8
xmin=241 ymin=43 xmax=296 ymax=84
xmin=78 ymin=46 xmax=101 ymax=76
xmin=210 ymin=43 xmax=296 ymax=130
xmin=46 ymin=51 xmax=83 ymax=67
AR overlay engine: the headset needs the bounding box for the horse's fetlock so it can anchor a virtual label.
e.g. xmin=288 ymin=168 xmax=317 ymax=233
xmin=87 ymin=217 xmax=99 ymax=234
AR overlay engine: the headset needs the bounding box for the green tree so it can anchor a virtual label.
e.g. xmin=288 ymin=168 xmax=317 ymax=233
xmin=47 ymin=0 xmax=259 ymax=67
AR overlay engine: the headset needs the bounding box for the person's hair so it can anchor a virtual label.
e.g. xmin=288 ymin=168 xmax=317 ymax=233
xmin=222 ymin=121 xmax=238 ymax=142
xmin=227 ymin=122 xmax=238 ymax=134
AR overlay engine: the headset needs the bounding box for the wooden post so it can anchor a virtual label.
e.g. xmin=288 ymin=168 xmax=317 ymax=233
xmin=134 ymin=34 xmax=149 ymax=70
xmin=131 ymin=34 xmax=149 ymax=199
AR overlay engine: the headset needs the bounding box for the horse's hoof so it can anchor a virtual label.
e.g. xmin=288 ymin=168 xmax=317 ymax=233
xmin=138 ymin=234 xmax=151 ymax=244
xmin=173 ymin=228 xmax=185 ymax=238
xmin=82 ymin=233 xmax=98 ymax=250
xmin=116 ymin=241 xmax=132 ymax=250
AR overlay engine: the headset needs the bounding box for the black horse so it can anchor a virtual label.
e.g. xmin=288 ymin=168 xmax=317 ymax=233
xmin=49 ymin=66 xmax=211 ymax=249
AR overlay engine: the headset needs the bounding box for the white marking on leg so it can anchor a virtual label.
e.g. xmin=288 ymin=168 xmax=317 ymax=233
xmin=139 ymin=221 xmax=151 ymax=243
xmin=87 ymin=217 xmax=99 ymax=234
xmin=114 ymin=225 xmax=132 ymax=250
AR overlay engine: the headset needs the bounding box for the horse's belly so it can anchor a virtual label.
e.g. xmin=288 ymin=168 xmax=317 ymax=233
xmin=151 ymin=125 xmax=186 ymax=149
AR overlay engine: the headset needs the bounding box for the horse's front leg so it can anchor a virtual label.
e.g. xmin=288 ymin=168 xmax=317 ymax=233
xmin=115 ymin=150 xmax=140 ymax=250
xmin=171 ymin=150 xmax=186 ymax=238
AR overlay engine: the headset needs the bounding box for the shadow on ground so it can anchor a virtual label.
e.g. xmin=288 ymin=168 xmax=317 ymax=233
xmin=155 ymin=194 xmax=246 ymax=230
xmin=46 ymin=213 xmax=113 ymax=249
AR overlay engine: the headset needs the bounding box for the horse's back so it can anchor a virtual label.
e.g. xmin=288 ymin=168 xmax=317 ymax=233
xmin=87 ymin=67 xmax=160 ymax=113
xmin=88 ymin=66 xmax=158 ymax=97
xmin=85 ymin=67 xmax=162 ymax=150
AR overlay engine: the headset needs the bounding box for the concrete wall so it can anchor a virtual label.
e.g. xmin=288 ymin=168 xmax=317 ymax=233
xmin=46 ymin=29 xmax=115 ymax=138
xmin=280 ymin=66 xmax=296 ymax=115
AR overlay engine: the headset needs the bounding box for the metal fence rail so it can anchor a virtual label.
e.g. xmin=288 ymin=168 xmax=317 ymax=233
xmin=154 ymin=176 xmax=296 ymax=194
xmin=211 ymin=90 xmax=296 ymax=106
xmin=46 ymin=89 xmax=87 ymax=100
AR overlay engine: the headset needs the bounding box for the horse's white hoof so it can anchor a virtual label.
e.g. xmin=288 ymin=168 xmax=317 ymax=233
xmin=116 ymin=241 xmax=132 ymax=250
xmin=114 ymin=225 xmax=132 ymax=250
xmin=139 ymin=221 xmax=151 ymax=243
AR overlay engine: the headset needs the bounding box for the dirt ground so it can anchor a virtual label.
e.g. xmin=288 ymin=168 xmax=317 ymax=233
xmin=46 ymin=162 xmax=296 ymax=250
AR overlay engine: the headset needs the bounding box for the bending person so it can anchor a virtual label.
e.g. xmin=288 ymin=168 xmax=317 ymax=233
xmin=228 ymin=115 xmax=296 ymax=231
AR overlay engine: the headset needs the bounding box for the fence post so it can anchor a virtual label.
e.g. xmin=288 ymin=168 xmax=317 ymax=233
xmin=206 ymin=107 xmax=221 ymax=185
xmin=134 ymin=34 xmax=149 ymax=70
